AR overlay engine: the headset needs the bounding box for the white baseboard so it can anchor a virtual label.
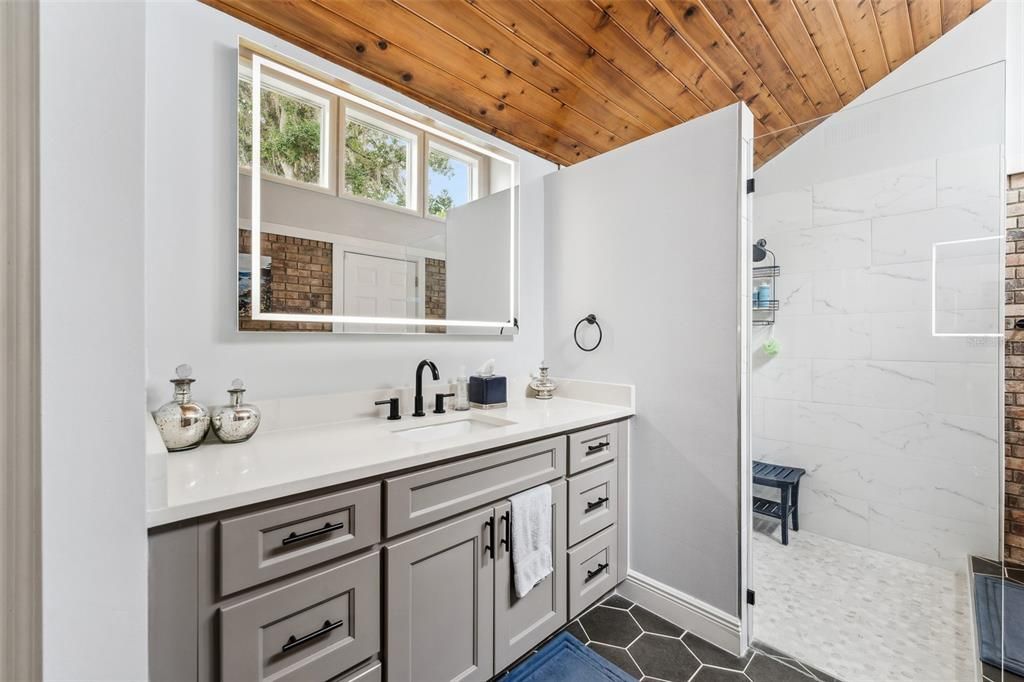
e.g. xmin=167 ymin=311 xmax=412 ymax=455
xmin=616 ymin=570 xmax=742 ymax=656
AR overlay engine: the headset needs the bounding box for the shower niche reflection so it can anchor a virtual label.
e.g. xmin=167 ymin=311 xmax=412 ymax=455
xmin=236 ymin=41 xmax=519 ymax=335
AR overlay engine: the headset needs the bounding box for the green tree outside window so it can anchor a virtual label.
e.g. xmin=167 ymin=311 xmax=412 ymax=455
xmin=238 ymin=79 xmax=323 ymax=185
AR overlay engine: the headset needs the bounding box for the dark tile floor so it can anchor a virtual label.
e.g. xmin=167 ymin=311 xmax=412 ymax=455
xmin=558 ymin=593 xmax=840 ymax=682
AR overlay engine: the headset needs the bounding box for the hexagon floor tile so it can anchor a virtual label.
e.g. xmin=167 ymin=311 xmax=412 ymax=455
xmin=545 ymin=593 xmax=841 ymax=682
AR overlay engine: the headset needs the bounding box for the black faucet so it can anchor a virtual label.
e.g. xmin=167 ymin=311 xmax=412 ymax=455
xmin=413 ymin=359 xmax=440 ymax=417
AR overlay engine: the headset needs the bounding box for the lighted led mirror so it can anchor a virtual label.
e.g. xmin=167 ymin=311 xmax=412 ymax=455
xmin=237 ymin=41 xmax=519 ymax=334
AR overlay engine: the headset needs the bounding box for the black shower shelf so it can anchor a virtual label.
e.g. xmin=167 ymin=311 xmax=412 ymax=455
xmin=752 ymin=250 xmax=779 ymax=326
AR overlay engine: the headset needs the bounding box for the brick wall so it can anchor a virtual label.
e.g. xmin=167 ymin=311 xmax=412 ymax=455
xmin=239 ymin=229 xmax=333 ymax=332
xmin=1006 ymin=174 xmax=1024 ymax=562
xmin=424 ymin=257 xmax=446 ymax=335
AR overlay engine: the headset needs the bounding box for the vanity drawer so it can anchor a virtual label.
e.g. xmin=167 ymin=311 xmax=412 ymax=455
xmin=567 ymin=462 xmax=618 ymax=547
xmin=339 ymin=660 xmax=381 ymax=682
xmin=385 ymin=436 xmax=565 ymax=537
xmin=219 ymin=482 xmax=381 ymax=596
xmin=220 ymin=550 xmax=380 ymax=682
xmin=567 ymin=424 xmax=617 ymax=475
xmin=567 ymin=525 xmax=618 ymax=618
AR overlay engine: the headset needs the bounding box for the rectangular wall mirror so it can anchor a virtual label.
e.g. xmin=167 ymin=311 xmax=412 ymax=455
xmin=237 ymin=41 xmax=519 ymax=335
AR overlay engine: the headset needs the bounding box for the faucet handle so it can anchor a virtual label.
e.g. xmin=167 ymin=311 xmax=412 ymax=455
xmin=433 ymin=393 xmax=456 ymax=414
xmin=375 ymin=397 xmax=401 ymax=421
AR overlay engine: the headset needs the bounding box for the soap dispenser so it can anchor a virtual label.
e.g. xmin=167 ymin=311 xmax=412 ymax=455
xmin=152 ymin=364 xmax=211 ymax=452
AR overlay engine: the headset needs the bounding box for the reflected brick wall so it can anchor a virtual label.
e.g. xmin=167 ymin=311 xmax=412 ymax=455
xmin=239 ymin=229 xmax=332 ymax=332
xmin=1006 ymin=174 xmax=1024 ymax=562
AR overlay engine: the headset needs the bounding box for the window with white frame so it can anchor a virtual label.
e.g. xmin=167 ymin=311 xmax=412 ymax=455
xmin=238 ymin=64 xmax=334 ymax=191
xmin=239 ymin=54 xmax=499 ymax=218
xmin=427 ymin=140 xmax=480 ymax=219
xmin=343 ymin=109 xmax=419 ymax=211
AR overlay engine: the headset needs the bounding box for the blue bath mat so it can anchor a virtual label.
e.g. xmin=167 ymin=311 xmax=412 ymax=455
xmin=974 ymin=574 xmax=1024 ymax=676
xmin=504 ymin=631 xmax=635 ymax=682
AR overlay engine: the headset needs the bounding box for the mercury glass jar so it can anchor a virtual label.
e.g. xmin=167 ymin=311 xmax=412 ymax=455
xmin=529 ymin=362 xmax=557 ymax=400
xmin=211 ymin=379 xmax=261 ymax=444
xmin=153 ymin=364 xmax=211 ymax=452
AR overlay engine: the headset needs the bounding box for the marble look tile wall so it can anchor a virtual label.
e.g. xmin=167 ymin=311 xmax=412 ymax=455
xmin=752 ymin=145 xmax=1002 ymax=570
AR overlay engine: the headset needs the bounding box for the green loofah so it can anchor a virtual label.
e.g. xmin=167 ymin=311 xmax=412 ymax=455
xmin=762 ymin=338 xmax=780 ymax=356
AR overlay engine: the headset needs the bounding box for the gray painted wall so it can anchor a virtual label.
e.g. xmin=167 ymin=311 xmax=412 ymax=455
xmin=40 ymin=1 xmax=148 ymax=678
xmin=543 ymin=105 xmax=749 ymax=616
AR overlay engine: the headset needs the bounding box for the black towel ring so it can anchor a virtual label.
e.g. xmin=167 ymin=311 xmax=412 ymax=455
xmin=574 ymin=314 xmax=602 ymax=352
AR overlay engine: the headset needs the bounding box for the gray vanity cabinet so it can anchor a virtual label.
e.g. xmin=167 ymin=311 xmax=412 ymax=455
xmin=493 ymin=480 xmax=567 ymax=671
xmin=384 ymin=506 xmax=496 ymax=682
xmin=149 ymin=418 xmax=630 ymax=682
xmin=220 ymin=551 xmax=380 ymax=681
xmin=385 ymin=482 xmax=569 ymax=682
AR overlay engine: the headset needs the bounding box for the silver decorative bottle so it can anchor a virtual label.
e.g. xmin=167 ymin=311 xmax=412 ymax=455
xmin=153 ymin=364 xmax=211 ymax=452
xmin=529 ymin=361 xmax=557 ymax=400
xmin=211 ymin=379 xmax=261 ymax=444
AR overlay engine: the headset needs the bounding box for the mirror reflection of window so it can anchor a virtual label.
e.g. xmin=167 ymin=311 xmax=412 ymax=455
xmin=237 ymin=68 xmax=332 ymax=190
xmin=427 ymin=142 xmax=478 ymax=219
xmin=237 ymin=45 xmax=518 ymax=334
xmin=344 ymin=111 xmax=417 ymax=211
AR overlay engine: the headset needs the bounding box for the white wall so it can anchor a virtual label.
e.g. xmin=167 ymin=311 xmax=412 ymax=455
xmin=446 ymin=188 xmax=512 ymax=322
xmin=144 ymin=1 xmax=555 ymax=410
xmin=241 ymin=174 xmax=446 ymax=250
xmin=40 ymin=2 xmax=148 ymax=679
xmin=752 ymin=46 xmax=1004 ymax=568
xmin=545 ymin=104 xmax=750 ymax=616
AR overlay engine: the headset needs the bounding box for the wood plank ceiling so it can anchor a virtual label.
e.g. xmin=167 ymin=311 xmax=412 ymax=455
xmin=203 ymin=0 xmax=988 ymax=167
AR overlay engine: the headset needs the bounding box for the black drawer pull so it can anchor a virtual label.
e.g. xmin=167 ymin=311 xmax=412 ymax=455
xmin=585 ymin=562 xmax=609 ymax=583
xmin=281 ymin=520 xmax=345 ymax=546
xmin=586 ymin=442 xmax=609 ymax=454
xmin=585 ymin=496 xmax=610 ymax=513
xmin=282 ymin=619 xmax=344 ymax=653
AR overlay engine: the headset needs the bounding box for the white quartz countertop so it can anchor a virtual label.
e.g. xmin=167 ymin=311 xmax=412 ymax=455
xmin=147 ymin=391 xmax=633 ymax=528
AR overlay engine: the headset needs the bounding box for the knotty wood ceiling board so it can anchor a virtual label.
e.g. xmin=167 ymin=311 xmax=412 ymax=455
xmin=204 ymin=0 xmax=987 ymax=167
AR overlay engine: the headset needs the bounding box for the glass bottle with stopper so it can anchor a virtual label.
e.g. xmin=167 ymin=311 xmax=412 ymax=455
xmin=529 ymin=361 xmax=557 ymax=400
xmin=211 ymin=378 xmax=262 ymax=444
xmin=153 ymin=364 xmax=211 ymax=452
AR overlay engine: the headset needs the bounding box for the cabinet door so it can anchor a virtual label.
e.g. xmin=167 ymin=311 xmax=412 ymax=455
xmin=385 ymin=507 xmax=495 ymax=682
xmin=493 ymin=481 xmax=567 ymax=672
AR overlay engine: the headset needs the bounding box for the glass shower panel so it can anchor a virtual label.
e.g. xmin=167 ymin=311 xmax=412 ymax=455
xmin=750 ymin=63 xmax=1004 ymax=682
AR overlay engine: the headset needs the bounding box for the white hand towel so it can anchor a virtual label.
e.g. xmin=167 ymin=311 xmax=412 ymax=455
xmin=510 ymin=484 xmax=553 ymax=598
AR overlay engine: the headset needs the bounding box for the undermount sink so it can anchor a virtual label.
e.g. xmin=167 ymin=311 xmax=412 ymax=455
xmin=392 ymin=416 xmax=515 ymax=443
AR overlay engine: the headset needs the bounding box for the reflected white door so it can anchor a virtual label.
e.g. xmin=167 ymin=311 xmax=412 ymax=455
xmin=342 ymin=252 xmax=417 ymax=332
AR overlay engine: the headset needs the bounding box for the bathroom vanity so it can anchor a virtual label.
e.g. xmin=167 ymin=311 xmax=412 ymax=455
xmin=147 ymin=390 xmax=633 ymax=682
xmin=146 ymin=38 xmax=635 ymax=682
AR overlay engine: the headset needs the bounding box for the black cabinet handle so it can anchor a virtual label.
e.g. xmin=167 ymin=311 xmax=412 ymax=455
xmin=484 ymin=517 xmax=495 ymax=559
xmin=586 ymin=442 xmax=609 ymax=454
xmin=282 ymin=520 xmax=345 ymax=546
xmin=585 ymin=496 xmax=610 ymax=513
xmin=500 ymin=511 xmax=511 ymax=549
xmin=281 ymin=619 xmax=344 ymax=653
xmin=585 ymin=562 xmax=609 ymax=583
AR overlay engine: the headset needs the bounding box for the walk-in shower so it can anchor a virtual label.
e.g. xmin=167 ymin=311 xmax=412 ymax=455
xmin=748 ymin=62 xmax=1006 ymax=681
